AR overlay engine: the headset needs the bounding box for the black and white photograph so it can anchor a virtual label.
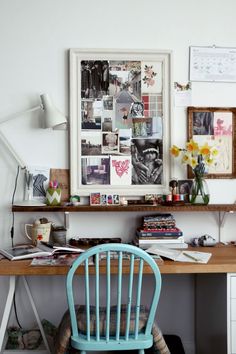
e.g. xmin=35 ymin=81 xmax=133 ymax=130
xmin=81 ymin=100 xmax=101 ymax=130
xmin=193 ymin=111 xmax=214 ymax=135
xmin=129 ymin=101 xmax=144 ymax=117
xmin=113 ymin=194 xmax=120 ymax=205
xmin=103 ymin=95 xmax=113 ymax=110
xmin=131 ymin=139 xmax=163 ymax=185
xmin=81 ymin=157 xmax=110 ymax=185
xmin=102 ymin=132 xmax=119 ymax=154
xmin=102 ymin=117 xmax=113 ymax=132
xmin=81 ymin=60 xmax=110 ymax=99
xmin=81 ymin=132 xmax=102 ymax=156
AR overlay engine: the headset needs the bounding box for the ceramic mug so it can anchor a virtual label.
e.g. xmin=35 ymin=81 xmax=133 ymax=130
xmin=25 ymin=223 xmax=51 ymax=245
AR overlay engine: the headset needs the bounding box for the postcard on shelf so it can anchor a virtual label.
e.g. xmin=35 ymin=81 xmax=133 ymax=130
xmin=146 ymin=245 xmax=212 ymax=263
xmin=0 ymin=243 xmax=84 ymax=261
xmin=50 ymin=168 xmax=70 ymax=202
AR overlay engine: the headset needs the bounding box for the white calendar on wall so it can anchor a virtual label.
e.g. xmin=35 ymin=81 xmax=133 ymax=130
xmin=189 ymin=46 xmax=236 ymax=82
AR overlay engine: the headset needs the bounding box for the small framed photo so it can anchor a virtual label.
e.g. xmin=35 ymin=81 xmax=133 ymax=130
xmin=90 ymin=192 xmax=101 ymax=205
xmin=178 ymin=180 xmax=193 ymax=203
xmin=107 ymin=194 xmax=113 ymax=205
xmin=101 ymin=194 xmax=107 ymax=205
xmin=113 ymin=194 xmax=120 ymax=205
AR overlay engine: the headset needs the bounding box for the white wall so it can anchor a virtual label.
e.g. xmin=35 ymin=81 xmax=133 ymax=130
xmin=1 ymin=1 xmax=236 ymax=353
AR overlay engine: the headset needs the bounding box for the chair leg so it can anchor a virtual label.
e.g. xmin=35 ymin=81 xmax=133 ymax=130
xmin=138 ymin=350 xmax=144 ymax=354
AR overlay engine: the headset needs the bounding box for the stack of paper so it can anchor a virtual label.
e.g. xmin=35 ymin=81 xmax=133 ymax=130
xmin=146 ymin=245 xmax=212 ymax=263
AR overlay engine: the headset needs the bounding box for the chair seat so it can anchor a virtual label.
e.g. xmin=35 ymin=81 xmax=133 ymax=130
xmin=71 ymin=333 xmax=153 ymax=351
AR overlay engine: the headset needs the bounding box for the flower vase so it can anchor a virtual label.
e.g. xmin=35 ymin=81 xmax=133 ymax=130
xmin=190 ymin=175 xmax=210 ymax=205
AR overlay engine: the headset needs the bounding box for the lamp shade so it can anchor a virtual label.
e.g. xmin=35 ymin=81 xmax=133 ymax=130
xmin=40 ymin=93 xmax=67 ymax=129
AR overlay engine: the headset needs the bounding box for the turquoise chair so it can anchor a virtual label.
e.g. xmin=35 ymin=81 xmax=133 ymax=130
xmin=66 ymin=243 xmax=162 ymax=354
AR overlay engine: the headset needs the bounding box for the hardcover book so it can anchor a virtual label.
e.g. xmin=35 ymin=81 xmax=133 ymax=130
xmin=136 ymin=227 xmax=183 ymax=237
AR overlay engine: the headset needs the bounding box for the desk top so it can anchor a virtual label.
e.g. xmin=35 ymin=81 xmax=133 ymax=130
xmin=0 ymin=245 xmax=236 ymax=276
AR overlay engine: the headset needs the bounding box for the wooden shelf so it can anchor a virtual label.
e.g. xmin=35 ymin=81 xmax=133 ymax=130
xmin=12 ymin=204 xmax=236 ymax=213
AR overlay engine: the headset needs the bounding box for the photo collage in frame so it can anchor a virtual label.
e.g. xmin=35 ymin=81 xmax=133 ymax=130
xmin=80 ymin=59 xmax=164 ymax=188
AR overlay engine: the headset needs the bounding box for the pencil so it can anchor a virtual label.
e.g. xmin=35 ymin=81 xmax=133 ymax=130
xmin=183 ymin=252 xmax=200 ymax=262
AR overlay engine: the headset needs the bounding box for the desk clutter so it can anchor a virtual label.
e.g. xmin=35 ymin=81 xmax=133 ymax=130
xmin=134 ymin=213 xmax=188 ymax=249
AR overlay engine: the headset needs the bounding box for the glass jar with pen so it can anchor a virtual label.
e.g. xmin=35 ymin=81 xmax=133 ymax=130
xmin=46 ymin=180 xmax=61 ymax=206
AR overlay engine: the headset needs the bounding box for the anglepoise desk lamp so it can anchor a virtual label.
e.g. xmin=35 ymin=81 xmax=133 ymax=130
xmin=0 ymin=94 xmax=67 ymax=206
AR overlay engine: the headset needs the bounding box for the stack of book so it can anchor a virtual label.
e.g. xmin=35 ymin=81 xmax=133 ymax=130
xmin=134 ymin=214 xmax=188 ymax=249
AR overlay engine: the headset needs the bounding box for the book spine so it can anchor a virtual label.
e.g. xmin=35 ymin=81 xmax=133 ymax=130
xmin=137 ymin=230 xmax=183 ymax=237
xmin=138 ymin=237 xmax=184 ymax=244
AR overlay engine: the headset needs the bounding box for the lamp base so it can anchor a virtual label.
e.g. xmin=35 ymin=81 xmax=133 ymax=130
xmin=14 ymin=200 xmax=46 ymax=207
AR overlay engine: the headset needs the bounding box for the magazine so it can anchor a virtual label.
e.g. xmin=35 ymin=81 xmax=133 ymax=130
xmin=0 ymin=243 xmax=84 ymax=261
xmin=31 ymin=253 xmax=93 ymax=266
xmin=146 ymin=245 xmax=212 ymax=263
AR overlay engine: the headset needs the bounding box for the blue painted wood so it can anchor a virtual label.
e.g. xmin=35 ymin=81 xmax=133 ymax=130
xmin=135 ymin=258 xmax=143 ymax=339
xmin=95 ymin=254 xmax=100 ymax=341
xmin=106 ymin=251 xmax=111 ymax=341
xmin=115 ymin=251 xmax=122 ymax=341
xmin=125 ymin=254 xmax=134 ymax=340
xmin=85 ymin=259 xmax=90 ymax=341
xmin=66 ymin=243 xmax=162 ymax=352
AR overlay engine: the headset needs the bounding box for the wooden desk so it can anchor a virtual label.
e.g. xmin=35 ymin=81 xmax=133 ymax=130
xmin=0 ymin=244 xmax=236 ymax=276
xmin=1 ymin=245 xmax=236 ymax=354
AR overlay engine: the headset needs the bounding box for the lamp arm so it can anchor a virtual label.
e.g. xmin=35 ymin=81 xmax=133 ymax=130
xmin=0 ymin=105 xmax=41 ymax=125
xmin=0 ymin=129 xmax=26 ymax=169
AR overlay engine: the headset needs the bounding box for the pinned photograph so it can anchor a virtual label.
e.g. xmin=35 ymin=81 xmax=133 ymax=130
xmin=103 ymin=96 xmax=113 ymax=110
xmin=119 ymin=129 xmax=131 ymax=155
xmin=102 ymin=117 xmax=113 ymax=132
xmin=81 ymin=131 xmax=102 ymax=156
xmin=132 ymin=118 xmax=152 ymax=138
xmin=131 ymin=139 xmax=163 ymax=185
xmin=129 ymin=101 xmax=144 ymax=118
xmin=81 ymin=100 xmax=101 ymax=130
xmin=102 ymin=132 xmax=119 ymax=154
xmin=81 ymin=157 xmax=110 ymax=185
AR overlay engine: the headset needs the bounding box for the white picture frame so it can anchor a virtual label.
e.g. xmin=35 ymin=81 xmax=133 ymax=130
xmin=70 ymin=48 xmax=172 ymax=196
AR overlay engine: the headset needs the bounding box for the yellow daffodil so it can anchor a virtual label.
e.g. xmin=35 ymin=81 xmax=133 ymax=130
xmin=170 ymin=145 xmax=180 ymax=157
xmin=199 ymin=143 xmax=211 ymax=156
xmin=170 ymin=139 xmax=219 ymax=173
xmin=186 ymin=139 xmax=199 ymax=154
xmin=211 ymin=147 xmax=219 ymax=156
xmin=190 ymin=157 xmax=198 ymax=168
xmin=181 ymin=153 xmax=190 ymax=164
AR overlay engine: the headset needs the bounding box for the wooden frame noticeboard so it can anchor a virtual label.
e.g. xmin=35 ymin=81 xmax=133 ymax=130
xmin=69 ymin=48 xmax=172 ymax=196
xmin=187 ymin=106 xmax=236 ymax=179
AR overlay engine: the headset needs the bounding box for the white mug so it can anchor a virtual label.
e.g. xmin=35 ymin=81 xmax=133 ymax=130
xmin=25 ymin=222 xmax=51 ymax=245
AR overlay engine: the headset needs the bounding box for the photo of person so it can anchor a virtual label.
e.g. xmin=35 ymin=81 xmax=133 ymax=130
xmin=193 ymin=112 xmax=214 ymax=135
xmin=131 ymin=139 xmax=163 ymax=185
xmin=129 ymin=101 xmax=144 ymax=117
xmin=178 ymin=180 xmax=193 ymax=202
xmin=81 ymin=60 xmax=110 ymax=99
